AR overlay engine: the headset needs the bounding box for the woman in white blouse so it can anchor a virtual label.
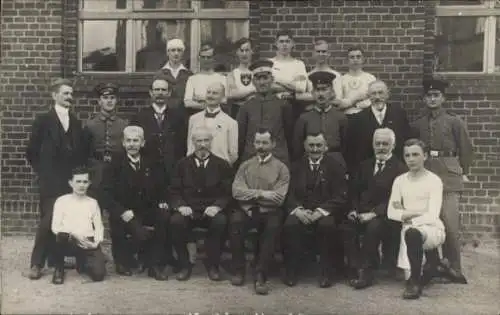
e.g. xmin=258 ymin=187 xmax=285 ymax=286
xmin=387 ymin=138 xmax=446 ymax=300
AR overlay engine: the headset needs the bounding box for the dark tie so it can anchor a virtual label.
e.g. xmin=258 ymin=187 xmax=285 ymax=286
xmin=374 ymin=161 xmax=384 ymax=175
xmin=155 ymin=112 xmax=164 ymax=128
xmin=204 ymin=111 xmax=219 ymax=118
xmin=130 ymin=160 xmax=140 ymax=171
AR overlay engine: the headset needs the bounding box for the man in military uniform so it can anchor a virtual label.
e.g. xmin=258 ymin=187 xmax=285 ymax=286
xmin=85 ymin=83 xmax=128 ymax=188
xmin=412 ymin=78 xmax=473 ymax=284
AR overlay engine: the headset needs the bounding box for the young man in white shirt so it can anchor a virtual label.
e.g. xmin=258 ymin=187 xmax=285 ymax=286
xmin=50 ymin=166 xmax=105 ymax=284
xmin=387 ymin=139 xmax=445 ymax=299
xmin=184 ymin=43 xmax=228 ymax=116
xmin=187 ymin=82 xmax=238 ymax=166
xmin=336 ymin=46 xmax=377 ymax=116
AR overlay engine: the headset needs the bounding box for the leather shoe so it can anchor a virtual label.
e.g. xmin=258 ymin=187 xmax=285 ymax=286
xmin=115 ymin=264 xmax=132 ymax=276
xmin=52 ymin=269 xmax=65 ymax=285
xmin=319 ymin=276 xmax=332 ymax=288
xmin=207 ymin=266 xmax=222 ymax=281
xmin=254 ymin=273 xmax=269 ymax=295
xmin=351 ymin=269 xmax=374 ymax=290
xmin=28 ymin=266 xmax=42 ymax=280
xmin=231 ymin=273 xmax=245 ymax=286
xmin=176 ymin=267 xmax=192 ymax=281
xmin=284 ymin=269 xmax=298 ymax=287
xmin=446 ymin=268 xmax=468 ymax=284
xmin=402 ymin=279 xmax=422 ymax=300
xmin=148 ymin=266 xmax=168 ymax=281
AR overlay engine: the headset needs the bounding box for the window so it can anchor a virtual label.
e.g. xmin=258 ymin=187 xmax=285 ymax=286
xmin=79 ymin=0 xmax=249 ymax=73
xmin=435 ymin=0 xmax=500 ymax=73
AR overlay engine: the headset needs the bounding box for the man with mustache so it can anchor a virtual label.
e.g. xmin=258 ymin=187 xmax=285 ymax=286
xmin=344 ymin=128 xmax=407 ymax=289
xmin=231 ymin=129 xmax=290 ymax=295
xmin=283 ymin=132 xmax=348 ymax=288
xmin=85 ymin=83 xmax=128 ymax=188
xmin=169 ymin=126 xmax=232 ymax=281
xmin=411 ymin=78 xmax=473 ymax=284
xmin=293 ymin=71 xmax=348 ymax=169
xmin=187 ymin=82 xmax=238 ymax=166
xmin=26 ymin=78 xmax=90 ymax=280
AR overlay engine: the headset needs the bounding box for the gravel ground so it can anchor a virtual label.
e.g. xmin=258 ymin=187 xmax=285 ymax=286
xmin=1 ymin=236 xmax=499 ymax=315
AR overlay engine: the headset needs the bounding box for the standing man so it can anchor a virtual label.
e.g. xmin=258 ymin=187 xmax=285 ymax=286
xmin=283 ymin=132 xmax=348 ymax=288
xmin=184 ymin=43 xmax=228 ymax=116
xmin=169 ymin=127 xmax=232 ymax=281
xmin=293 ymin=71 xmax=348 ymax=169
xmin=231 ymin=129 xmax=290 ymax=295
xmin=348 ymin=80 xmax=411 ymax=173
xmin=237 ymin=59 xmax=294 ymax=165
xmin=85 ymin=82 xmax=128 ymax=188
xmin=26 ymin=78 xmax=90 ymax=280
xmin=345 ymin=128 xmax=407 ymax=289
xmin=157 ymin=38 xmax=193 ymax=108
xmin=187 ymin=82 xmax=238 ymax=166
xmin=411 ymin=78 xmax=473 ymax=284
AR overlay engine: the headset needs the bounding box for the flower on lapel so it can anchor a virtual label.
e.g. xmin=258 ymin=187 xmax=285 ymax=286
xmin=216 ymin=124 xmax=222 ymax=130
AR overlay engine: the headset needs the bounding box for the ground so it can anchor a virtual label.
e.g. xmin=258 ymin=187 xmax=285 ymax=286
xmin=1 ymin=236 xmax=499 ymax=315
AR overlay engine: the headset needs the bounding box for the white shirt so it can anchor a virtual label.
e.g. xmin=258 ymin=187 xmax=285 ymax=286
xmin=161 ymin=62 xmax=187 ymax=79
xmin=187 ymin=108 xmax=238 ymax=165
xmin=54 ymin=104 xmax=70 ymax=131
xmin=373 ymin=153 xmax=392 ymax=175
xmin=270 ymin=57 xmax=308 ymax=94
xmin=338 ymin=71 xmax=377 ymax=115
xmin=127 ymin=154 xmax=141 ymax=170
xmin=371 ymin=104 xmax=387 ymax=125
xmin=51 ymin=194 xmax=104 ymax=244
xmin=184 ymin=72 xmax=228 ymax=109
xmin=194 ymin=156 xmax=209 ymax=168
xmin=229 ymin=67 xmax=255 ymax=95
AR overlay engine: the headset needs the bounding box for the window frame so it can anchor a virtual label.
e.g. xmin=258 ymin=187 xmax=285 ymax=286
xmin=77 ymin=0 xmax=249 ymax=74
xmin=435 ymin=0 xmax=500 ymax=74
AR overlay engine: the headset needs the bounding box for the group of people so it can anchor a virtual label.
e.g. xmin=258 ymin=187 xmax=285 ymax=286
xmin=25 ymin=30 xmax=473 ymax=300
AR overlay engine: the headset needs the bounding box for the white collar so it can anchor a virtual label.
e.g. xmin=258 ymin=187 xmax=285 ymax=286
xmin=206 ymin=106 xmax=221 ymax=114
xmin=376 ymin=153 xmax=392 ymax=163
xmin=54 ymin=104 xmax=69 ymax=115
xmin=162 ymin=62 xmax=186 ymax=72
xmin=371 ymin=104 xmax=387 ymax=119
xmin=152 ymin=103 xmax=167 ymax=115
xmin=127 ymin=154 xmax=141 ymax=163
xmin=308 ymin=156 xmax=323 ymax=165
xmin=258 ymin=154 xmax=273 ymax=164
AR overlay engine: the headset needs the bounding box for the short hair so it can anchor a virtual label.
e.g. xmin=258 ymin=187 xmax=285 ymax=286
xmin=235 ymin=37 xmax=252 ymax=50
xmin=151 ymin=74 xmax=173 ymax=90
xmin=347 ymin=46 xmax=364 ymax=55
xmin=368 ymin=80 xmax=389 ymax=92
xmin=373 ymin=128 xmax=396 ymax=146
xmin=50 ymin=78 xmax=73 ymax=93
xmin=276 ymin=29 xmax=293 ymax=39
xmin=199 ymin=43 xmax=215 ymax=55
xmin=304 ymin=132 xmax=327 ymax=143
xmin=207 ymin=81 xmax=225 ymax=95
xmin=191 ymin=126 xmax=213 ymax=141
xmin=123 ymin=125 xmax=144 ymax=139
xmin=255 ymin=127 xmax=275 ymax=141
xmin=166 ymin=38 xmax=185 ymax=51
xmin=403 ymin=138 xmax=428 ymax=154
xmin=70 ymin=166 xmax=90 ymax=180
xmin=314 ymin=39 xmax=329 ymax=47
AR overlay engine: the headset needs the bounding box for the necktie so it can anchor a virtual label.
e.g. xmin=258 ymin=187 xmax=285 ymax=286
xmin=204 ymin=110 xmax=220 ymax=118
xmin=377 ymin=110 xmax=384 ymax=125
xmin=374 ymin=161 xmax=384 ymax=175
xmin=155 ymin=112 xmax=164 ymax=128
xmin=130 ymin=160 xmax=140 ymax=171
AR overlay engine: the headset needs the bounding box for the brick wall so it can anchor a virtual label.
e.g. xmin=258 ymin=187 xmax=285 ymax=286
xmin=1 ymin=0 xmax=498 ymax=246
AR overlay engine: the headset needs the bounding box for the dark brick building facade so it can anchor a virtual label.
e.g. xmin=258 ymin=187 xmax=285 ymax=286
xmin=1 ymin=0 xmax=499 ymax=246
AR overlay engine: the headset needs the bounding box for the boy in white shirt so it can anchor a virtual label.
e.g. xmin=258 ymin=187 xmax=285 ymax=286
xmin=50 ymin=166 xmax=106 ymax=284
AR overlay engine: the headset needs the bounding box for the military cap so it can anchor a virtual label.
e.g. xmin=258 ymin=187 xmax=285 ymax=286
xmin=95 ymin=82 xmax=119 ymax=96
xmin=423 ymin=78 xmax=449 ymax=94
xmin=249 ymin=59 xmax=274 ymax=75
xmin=309 ymin=71 xmax=336 ymax=88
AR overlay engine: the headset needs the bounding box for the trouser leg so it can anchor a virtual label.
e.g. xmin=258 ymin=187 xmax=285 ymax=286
xmin=169 ymin=212 xmax=191 ymax=269
xmin=80 ymin=247 xmax=106 ymax=282
xmin=282 ymin=214 xmax=305 ymax=272
xmin=382 ymin=219 xmax=402 ymax=270
xmin=204 ymin=212 xmax=227 ymax=268
xmin=109 ymin=217 xmax=137 ymax=268
xmin=229 ymin=209 xmax=250 ymax=274
xmin=361 ymin=217 xmax=386 ymax=270
xmin=255 ymin=211 xmax=282 ymax=275
xmin=342 ymin=222 xmax=362 ymax=271
xmin=440 ymin=192 xmax=462 ymax=272
xmin=30 ymin=197 xmax=58 ymax=268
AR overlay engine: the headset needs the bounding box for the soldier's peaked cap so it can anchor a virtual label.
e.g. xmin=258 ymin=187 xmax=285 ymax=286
xmin=249 ymin=59 xmax=274 ymax=74
xmin=309 ymin=71 xmax=336 ymax=88
xmin=95 ymin=82 xmax=119 ymax=96
xmin=423 ymin=78 xmax=449 ymax=94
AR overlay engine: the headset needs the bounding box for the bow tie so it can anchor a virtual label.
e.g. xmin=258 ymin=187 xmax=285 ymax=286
xmin=204 ymin=110 xmax=220 ymax=118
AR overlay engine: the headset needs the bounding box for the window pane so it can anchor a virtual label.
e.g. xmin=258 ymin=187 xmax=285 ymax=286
xmin=134 ymin=20 xmax=190 ymax=72
xmin=81 ymin=0 xmax=127 ymax=10
xmin=132 ymin=0 xmax=191 ymax=9
xmin=438 ymin=0 xmax=484 ymax=4
xmin=435 ymin=17 xmax=485 ymax=72
xmin=201 ymin=0 xmax=249 ymax=9
xmin=200 ymin=20 xmax=249 ymax=72
xmin=82 ymin=21 xmax=126 ymax=72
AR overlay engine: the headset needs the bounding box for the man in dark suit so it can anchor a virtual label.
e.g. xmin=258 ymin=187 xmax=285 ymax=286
xmin=344 ymin=128 xmax=407 ymax=289
xmin=283 ymin=132 xmax=348 ymax=288
xmin=347 ymin=80 xmax=410 ymax=174
xmin=100 ymin=126 xmax=169 ymax=280
xmin=26 ymin=78 xmax=90 ymax=280
xmin=168 ymin=126 xmax=232 ymax=281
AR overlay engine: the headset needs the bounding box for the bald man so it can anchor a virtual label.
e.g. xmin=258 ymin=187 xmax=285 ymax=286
xmin=169 ymin=126 xmax=233 ymax=281
xmin=347 ymin=80 xmax=410 ymax=174
xmin=100 ymin=126 xmax=170 ymax=280
xmin=187 ymin=82 xmax=238 ymax=166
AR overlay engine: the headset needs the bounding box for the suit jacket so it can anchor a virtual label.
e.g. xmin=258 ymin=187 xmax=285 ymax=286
xmin=169 ymin=154 xmax=233 ymax=213
xmin=26 ymin=108 xmax=90 ymax=198
xmin=349 ymin=155 xmax=407 ymax=216
xmin=348 ymin=104 xmax=410 ymax=172
xmin=99 ymin=153 xmax=163 ymax=218
xmin=286 ymin=155 xmax=348 ymax=218
xmin=130 ymin=105 xmax=187 ymax=188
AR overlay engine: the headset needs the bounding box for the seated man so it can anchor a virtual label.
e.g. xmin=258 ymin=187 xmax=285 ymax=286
xmin=345 ymin=128 xmax=407 ymax=289
xmin=169 ymin=126 xmax=232 ymax=281
xmin=283 ymin=132 xmax=348 ymax=288
xmin=387 ymin=139 xmax=445 ymax=300
xmin=100 ymin=126 xmax=170 ymax=280
xmin=231 ymin=128 xmax=290 ymax=295
xmin=50 ymin=166 xmax=106 ymax=284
